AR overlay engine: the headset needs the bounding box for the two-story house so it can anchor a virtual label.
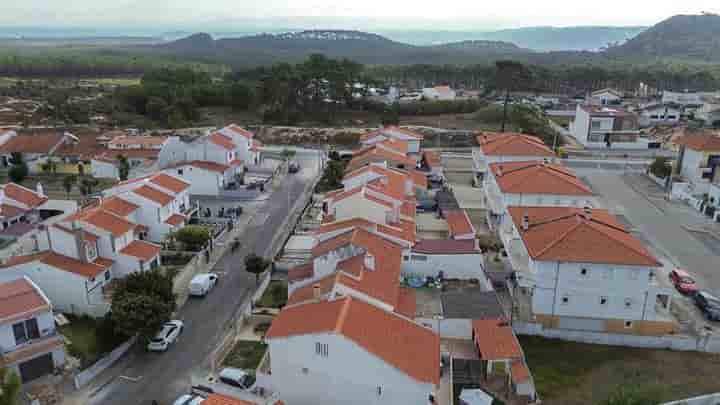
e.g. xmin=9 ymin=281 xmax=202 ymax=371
xmin=674 ymin=129 xmax=720 ymax=195
xmin=346 ymin=142 xmax=417 ymax=172
xmin=484 ymin=160 xmax=596 ymax=231
xmin=214 ymin=124 xmax=261 ymax=166
xmin=163 ymin=161 xmax=235 ymax=196
xmin=504 ymin=206 xmax=677 ymax=336
xmin=359 ymin=126 xmax=424 ymax=154
xmin=637 ymin=103 xmax=681 ymax=127
xmin=0 ymin=131 xmax=70 ymax=173
xmin=0 ymin=277 xmax=65 ymax=382
xmin=471 ymin=132 xmax=555 ymax=187
xmin=157 ymin=128 xmax=245 ymax=176
xmin=588 ymin=88 xmax=623 ymax=106
xmin=0 ymin=183 xmax=48 ymax=232
xmin=570 ymin=105 xmax=642 ymax=148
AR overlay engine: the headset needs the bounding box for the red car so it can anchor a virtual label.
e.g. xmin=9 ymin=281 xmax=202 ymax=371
xmin=669 ymin=268 xmax=698 ymax=295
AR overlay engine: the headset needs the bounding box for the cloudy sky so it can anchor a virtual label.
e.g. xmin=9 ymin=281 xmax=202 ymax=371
xmin=2 ymin=0 xmax=720 ymax=30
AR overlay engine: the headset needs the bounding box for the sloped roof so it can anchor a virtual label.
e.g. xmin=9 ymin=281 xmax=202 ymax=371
xmin=149 ymin=173 xmax=191 ymax=193
xmin=132 ymin=185 xmax=174 ymax=206
xmin=674 ymin=130 xmax=720 ymax=152
xmin=2 ymin=251 xmax=113 ymax=279
xmin=445 ymin=210 xmax=475 ymax=237
xmin=208 ymin=132 xmax=236 ymax=150
xmin=316 ymin=217 xmax=416 ymax=245
xmin=65 ymin=207 xmax=136 ymax=237
xmin=202 ymin=393 xmax=258 ymax=405
xmin=119 ymin=240 xmax=161 ymax=261
xmin=267 ymin=296 xmax=440 ymax=385
xmin=507 ymin=206 xmax=661 ymax=266
xmin=109 ymin=135 xmax=167 ymax=147
xmin=221 ymin=124 xmax=254 ymax=139
xmin=0 ymin=133 xmax=64 ymax=154
xmin=412 ymin=239 xmax=478 ymax=255
xmin=2 ymin=183 xmax=48 ymax=208
xmin=476 ymin=132 xmax=554 ymax=157
xmin=167 ymin=160 xmax=230 ymax=174
xmin=0 ymin=278 xmax=49 ymax=322
xmin=489 ymin=161 xmax=593 ymax=196
xmin=472 ymin=318 xmax=522 ymax=361
xmin=100 ymin=196 xmax=139 ymax=217
xmin=164 ymin=213 xmax=186 ymax=226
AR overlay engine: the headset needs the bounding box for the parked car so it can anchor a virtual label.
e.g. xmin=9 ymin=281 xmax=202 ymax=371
xmin=218 ymin=367 xmax=254 ymax=389
xmin=173 ymin=394 xmax=204 ymax=405
xmin=694 ymin=291 xmax=720 ymax=321
xmin=189 ymin=273 xmax=219 ymax=297
xmin=669 ymin=268 xmax=699 ymax=295
xmin=147 ymin=320 xmax=184 ymax=352
xmin=288 ymin=161 xmax=300 ymax=173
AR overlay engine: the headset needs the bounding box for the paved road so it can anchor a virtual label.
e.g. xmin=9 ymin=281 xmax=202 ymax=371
xmin=88 ymin=152 xmax=320 ymax=405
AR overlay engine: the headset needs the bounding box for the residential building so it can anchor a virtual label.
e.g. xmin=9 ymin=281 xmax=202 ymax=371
xmin=341 ymin=163 xmax=427 ymax=198
xmin=695 ymin=102 xmax=720 ymax=127
xmin=158 ymin=124 xmax=255 ymax=172
xmin=107 ymin=135 xmax=168 ymax=151
xmin=422 ymin=86 xmax=456 ymax=101
xmin=0 ymin=131 xmax=74 ymax=173
xmin=674 ymin=129 xmax=720 ymax=194
xmin=472 ymin=132 xmax=555 ymax=186
xmin=662 ymin=90 xmax=718 ymax=106
xmin=214 ymin=124 xmax=261 ymax=165
xmin=323 ymin=183 xmax=414 ymax=226
xmin=346 ymin=143 xmax=416 ymax=173
xmin=504 ymin=206 xmax=677 ymax=336
xmin=163 ymin=161 xmax=235 ymax=196
xmin=570 ymin=105 xmax=642 ymax=148
xmin=0 ymin=183 xmax=48 ymax=232
xmin=402 ymin=239 xmax=488 ymax=283
xmin=638 ymin=104 xmax=682 ymax=127
xmin=359 ymin=126 xmax=424 ymax=154
xmin=588 ymin=88 xmax=623 ymax=106
xmin=0 ymin=277 xmax=65 ymax=382
xmin=483 ymin=160 xmax=596 ymax=230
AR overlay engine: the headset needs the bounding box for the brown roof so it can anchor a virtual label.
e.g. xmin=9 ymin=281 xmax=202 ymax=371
xmin=267 ymin=296 xmax=440 ymax=385
xmin=288 ymin=262 xmax=314 ymax=283
xmin=0 ymin=278 xmax=49 ymax=322
xmin=0 ymin=133 xmax=64 ymax=154
xmin=412 ymin=239 xmax=478 ymax=255
xmin=508 ymin=206 xmax=661 ymax=266
xmin=476 ymin=132 xmax=554 ymax=157
xmin=133 ymin=185 xmax=174 ymax=206
xmin=109 ymin=135 xmax=167 ymax=147
xmin=674 ymin=130 xmax=720 ymax=152
xmin=490 ymin=161 xmax=593 ymax=196
xmin=150 ymin=173 xmax=190 ymax=193
xmin=445 ymin=210 xmax=475 ymax=237
xmin=3 ymin=183 xmax=48 ymax=208
xmin=395 ymin=287 xmax=417 ymax=318
xmin=65 ymin=207 xmax=136 ymax=237
xmin=100 ymin=196 xmax=139 ymax=217
xmin=2 ymin=251 xmax=112 ymax=278
xmin=472 ymin=318 xmax=522 ymax=361
xmin=119 ymin=240 xmax=161 ymax=261
xmin=0 ymin=204 xmax=28 ymax=219
xmin=221 ymin=124 xmax=254 ymax=139
xmin=164 ymin=213 xmax=186 ymax=226
xmin=208 ymin=133 xmax=236 ymax=150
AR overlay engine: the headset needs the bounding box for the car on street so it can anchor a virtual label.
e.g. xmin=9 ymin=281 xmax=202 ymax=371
xmin=694 ymin=291 xmax=720 ymax=321
xmin=147 ymin=320 xmax=184 ymax=352
xmin=218 ymin=367 xmax=254 ymax=389
xmin=189 ymin=273 xmax=219 ymax=297
xmin=173 ymin=394 xmax=204 ymax=405
xmin=669 ymin=268 xmax=698 ymax=295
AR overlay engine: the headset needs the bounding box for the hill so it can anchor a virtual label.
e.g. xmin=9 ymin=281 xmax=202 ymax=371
xmin=473 ymin=26 xmax=646 ymax=51
xmin=608 ymin=14 xmax=720 ymax=60
xmin=155 ymin=30 xmax=530 ymax=67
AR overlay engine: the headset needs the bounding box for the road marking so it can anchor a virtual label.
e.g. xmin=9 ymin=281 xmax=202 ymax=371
xmin=118 ymin=375 xmax=142 ymax=383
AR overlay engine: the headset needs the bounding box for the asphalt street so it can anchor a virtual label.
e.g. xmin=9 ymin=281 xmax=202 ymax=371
xmin=88 ymin=152 xmax=320 ymax=405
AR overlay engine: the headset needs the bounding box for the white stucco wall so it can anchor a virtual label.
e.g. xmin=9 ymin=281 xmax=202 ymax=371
xmin=163 ymin=166 xmax=225 ymax=196
xmin=680 ymin=149 xmax=706 ymax=188
xmin=91 ymin=160 xmax=119 ymax=179
xmin=401 ymin=253 xmax=488 ymax=285
xmin=0 ymin=310 xmax=56 ymax=352
xmin=416 ymin=318 xmax=472 ymax=339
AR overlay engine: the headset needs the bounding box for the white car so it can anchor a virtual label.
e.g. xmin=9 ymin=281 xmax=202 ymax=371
xmin=147 ymin=320 xmax=184 ymax=352
xmin=173 ymin=394 xmax=204 ymax=405
xmin=189 ymin=273 xmax=219 ymax=297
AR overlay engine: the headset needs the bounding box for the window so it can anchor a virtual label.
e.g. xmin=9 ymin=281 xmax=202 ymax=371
xmin=591 ymin=120 xmax=601 ymax=130
xmin=315 ymin=342 xmax=328 ymax=357
xmin=377 ymin=386 xmax=383 ymax=396
xmin=624 ymin=321 xmax=633 ymax=329
xmin=624 ymin=298 xmax=633 ymax=308
xmin=12 ymin=318 xmax=40 ymax=345
xmin=403 ymin=255 xmax=410 ymax=261
xmin=580 ymin=268 xmax=589 ymax=277
xmin=411 ymin=255 xmax=428 ymax=262
xmin=105 ymin=271 xmax=111 ymax=281
xmin=301 ymin=367 xmax=309 ymax=374
xmin=600 ymin=297 xmax=608 ymax=305
xmin=561 ymin=296 xmax=570 ymax=305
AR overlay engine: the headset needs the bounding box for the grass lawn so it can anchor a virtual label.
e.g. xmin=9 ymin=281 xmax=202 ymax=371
xmin=222 ymin=340 xmax=267 ymax=371
xmin=256 ymin=280 xmax=288 ymax=308
xmin=59 ymin=316 xmax=119 ymax=368
xmin=520 ymin=336 xmax=720 ymax=404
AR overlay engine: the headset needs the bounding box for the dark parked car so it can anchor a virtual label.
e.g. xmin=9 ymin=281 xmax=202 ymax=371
xmin=694 ymin=291 xmax=720 ymax=321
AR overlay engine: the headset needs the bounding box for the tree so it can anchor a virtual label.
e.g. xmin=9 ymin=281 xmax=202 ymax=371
xmin=0 ymin=367 xmax=21 ymax=405
xmin=110 ymin=270 xmax=176 ymax=340
xmin=41 ymin=158 xmax=57 ymax=174
xmin=245 ymin=253 xmax=269 ymax=285
xmin=173 ymin=225 xmax=211 ymax=251
xmin=79 ymin=177 xmax=100 ymax=196
xmin=649 ymin=156 xmax=672 ymax=179
xmin=228 ymin=82 xmax=255 ymax=111
xmin=8 ymin=163 xmax=28 ymax=184
xmin=494 ymin=60 xmax=531 ymax=132
xmin=145 ymin=96 xmax=169 ymax=123
xmin=62 ymin=175 xmax=77 ymax=197
xmin=117 ymin=154 xmax=130 ymax=181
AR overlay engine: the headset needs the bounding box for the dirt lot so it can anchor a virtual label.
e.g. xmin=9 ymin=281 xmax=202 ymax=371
xmin=521 ymin=335 xmax=720 ymax=404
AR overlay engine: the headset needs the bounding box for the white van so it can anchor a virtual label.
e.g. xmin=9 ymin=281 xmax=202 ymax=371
xmin=189 ymin=273 xmax=218 ymax=297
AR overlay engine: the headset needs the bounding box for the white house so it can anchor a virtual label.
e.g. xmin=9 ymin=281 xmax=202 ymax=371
xmin=158 ymin=125 xmax=253 ymax=173
xmin=504 ymin=206 xmax=678 ymax=336
xmin=163 ymin=161 xmax=235 ymax=196
xmin=638 ymin=104 xmax=681 ymax=127
xmin=673 ymin=130 xmax=720 ymax=195
xmin=402 ymin=239 xmax=489 ymax=285
xmin=342 ymin=163 xmax=427 ymax=199
xmin=0 ymin=277 xmax=66 ymax=382
xmin=359 ymin=126 xmax=424 ymax=154
xmin=484 ymin=160 xmax=596 ymax=231
xmin=107 ymin=135 xmax=168 ymax=151
xmin=570 ymin=105 xmax=643 ymax=148
xmin=662 ymin=90 xmax=718 ymax=106
xmin=265 ymin=296 xmax=439 ymax=405
xmin=422 ymin=86 xmax=456 ymax=101
xmin=588 ymin=88 xmax=623 ymax=106
xmin=472 ymin=132 xmax=555 ymax=186
xmin=696 ymin=102 xmax=720 ymax=127
xmin=0 ymin=183 xmax=48 ymax=232
xmin=0 ymin=131 xmax=70 ymax=173
xmin=323 ymin=183 xmax=413 ymax=226
xmin=214 ymin=124 xmax=261 ymax=165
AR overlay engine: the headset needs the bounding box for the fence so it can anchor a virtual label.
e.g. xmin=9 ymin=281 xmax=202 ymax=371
xmin=73 ymin=336 xmax=137 ymax=389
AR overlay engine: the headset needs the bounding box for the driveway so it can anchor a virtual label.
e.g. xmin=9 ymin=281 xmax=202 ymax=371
xmin=83 ymin=152 xmax=320 ymax=405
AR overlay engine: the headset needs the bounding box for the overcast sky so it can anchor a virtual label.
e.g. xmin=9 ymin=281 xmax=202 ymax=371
xmin=3 ymin=0 xmax=720 ymax=30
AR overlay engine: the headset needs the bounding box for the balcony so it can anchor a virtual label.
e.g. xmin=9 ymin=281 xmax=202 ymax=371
xmin=1 ymin=331 xmax=63 ymax=366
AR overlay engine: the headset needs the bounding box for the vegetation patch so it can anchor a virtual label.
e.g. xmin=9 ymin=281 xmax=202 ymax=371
xmin=222 ymin=340 xmax=268 ymax=371
xmin=59 ymin=315 xmax=127 ymax=368
xmin=256 ymin=280 xmax=288 ymax=309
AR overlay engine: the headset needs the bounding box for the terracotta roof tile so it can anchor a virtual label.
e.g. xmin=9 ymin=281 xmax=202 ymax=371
xmin=508 ymin=206 xmax=661 ymax=266
xmin=267 ymin=296 xmax=439 ymax=384
xmin=100 ymin=196 xmax=139 ymax=217
xmin=472 ymin=318 xmax=522 ymax=360
xmin=133 ymin=185 xmax=174 ymax=206
xmin=412 ymin=239 xmax=478 ymax=255
xmin=0 ymin=133 xmax=64 ymax=154
xmin=674 ymin=130 xmax=720 ymax=152
xmin=66 ymin=207 xmax=136 ymax=237
xmin=395 ymin=287 xmax=417 ymax=318
xmin=511 ymin=360 xmax=531 ymax=384
xmin=0 ymin=278 xmax=49 ymax=322
xmin=109 ymin=135 xmax=167 ymax=147
xmin=347 ymin=144 xmax=416 ymax=172
xmin=288 ymin=262 xmax=314 ymax=283
xmin=287 ymin=273 xmax=338 ymax=306
xmin=445 ymin=210 xmax=475 ymax=237
xmin=2 ymin=251 xmax=112 ymax=279
xmin=1 ymin=334 xmax=64 ymax=365
xmin=490 ymin=161 xmax=593 ymax=196
xmin=52 ymin=224 xmax=100 ymax=243
xmin=0 ymin=203 xmax=28 ymax=219
xmin=208 ymin=133 xmax=236 ymax=150
xmin=220 ymin=124 xmax=254 ymax=140
xmin=119 ymin=240 xmax=161 ymax=261
xmin=169 ymin=160 xmax=230 ymax=174
xmin=150 ymin=173 xmax=190 ymax=193
xmin=3 ymin=183 xmax=48 ymax=208
xmin=164 ymin=213 xmax=186 ymax=226
xmin=476 ymin=132 xmax=554 ymax=157
xmin=202 ymin=393 xmax=257 ymax=405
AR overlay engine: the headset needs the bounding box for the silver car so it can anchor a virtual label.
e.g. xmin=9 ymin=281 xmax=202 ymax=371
xmin=147 ymin=320 xmax=184 ymax=352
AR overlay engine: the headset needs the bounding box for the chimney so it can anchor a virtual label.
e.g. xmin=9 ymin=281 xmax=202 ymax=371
xmin=36 ymin=182 xmax=45 ymax=197
xmin=521 ymin=212 xmax=530 ymax=231
xmin=72 ymin=220 xmax=89 ymax=263
xmin=583 ymin=205 xmax=592 ymax=220
xmin=364 ymin=253 xmax=375 ymax=271
xmin=313 ymin=284 xmax=321 ymax=301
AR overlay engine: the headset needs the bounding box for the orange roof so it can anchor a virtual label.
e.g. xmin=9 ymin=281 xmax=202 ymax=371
xmin=472 ymin=318 xmax=522 ymax=360
xmin=0 ymin=133 xmax=64 ymax=154
xmin=508 ymin=206 xmax=661 ymax=266
xmin=383 ymin=126 xmax=424 ymax=140
xmin=395 ymin=287 xmax=417 ymax=318
xmin=401 ymin=200 xmax=416 ymax=218
xmin=208 ymin=133 xmax=236 ymax=150
xmin=0 ymin=278 xmax=49 ymax=322
xmin=477 ymin=132 xmax=554 ymax=157
xmin=347 ymin=144 xmax=416 ymax=172
xmin=511 ymin=360 xmax=531 ymax=384
xmin=445 ymin=210 xmax=475 ymax=237
xmin=101 ymin=196 xmax=139 ymax=217
xmin=66 ymin=207 xmax=136 ymax=237
xmin=3 ymin=183 xmax=48 ymax=208
xmin=119 ymin=240 xmax=161 ymax=261
xmin=316 ymin=217 xmax=415 ymax=245
xmin=267 ymin=296 xmax=440 ymax=385
xmin=150 ymin=173 xmax=190 ymax=193
xmin=133 ymin=185 xmax=174 ymax=206
xmin=408 ymin=169 xmax=428 ymax=189
xmin=288 ymin=262 xmax=314 ymax=283
xmin=202 ymin=393 xmax=257 ymax=405
xmin=2 ymin=251 xmax=112 ymax=278
xmin=287 ymin=273 xmax=338 ymax=306
xmin=674 ymin=130 xmax=720 ymax=152
xmin=0 ymin=204 xmax=27 ymax=218
xmin=378 ymin=138 xmax=409 ymax=154
xmin=221 ymin=124 xmax=254 ymax=139
xmin=490 ymin=161 xmax=593 ymax=195
xmin=109 ymin=135 xmax=167 ymax=147
xmin=164 ymin=213 xmax=186 ymax=226
xmin=423 ymin=150 xmax=442 ymax=168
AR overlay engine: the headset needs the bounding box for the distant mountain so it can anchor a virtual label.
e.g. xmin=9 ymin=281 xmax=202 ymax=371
xmin=471 ymin=26 xmax=647 ymax=51
xmin=608 ymin=14 xmax=720 ymax=60
xmin=155 ymin=30 xmax=529 ymax=67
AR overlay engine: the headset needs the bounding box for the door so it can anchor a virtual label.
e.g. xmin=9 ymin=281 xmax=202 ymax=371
xmin=19 ymin=353 xmax=54 ymax=382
